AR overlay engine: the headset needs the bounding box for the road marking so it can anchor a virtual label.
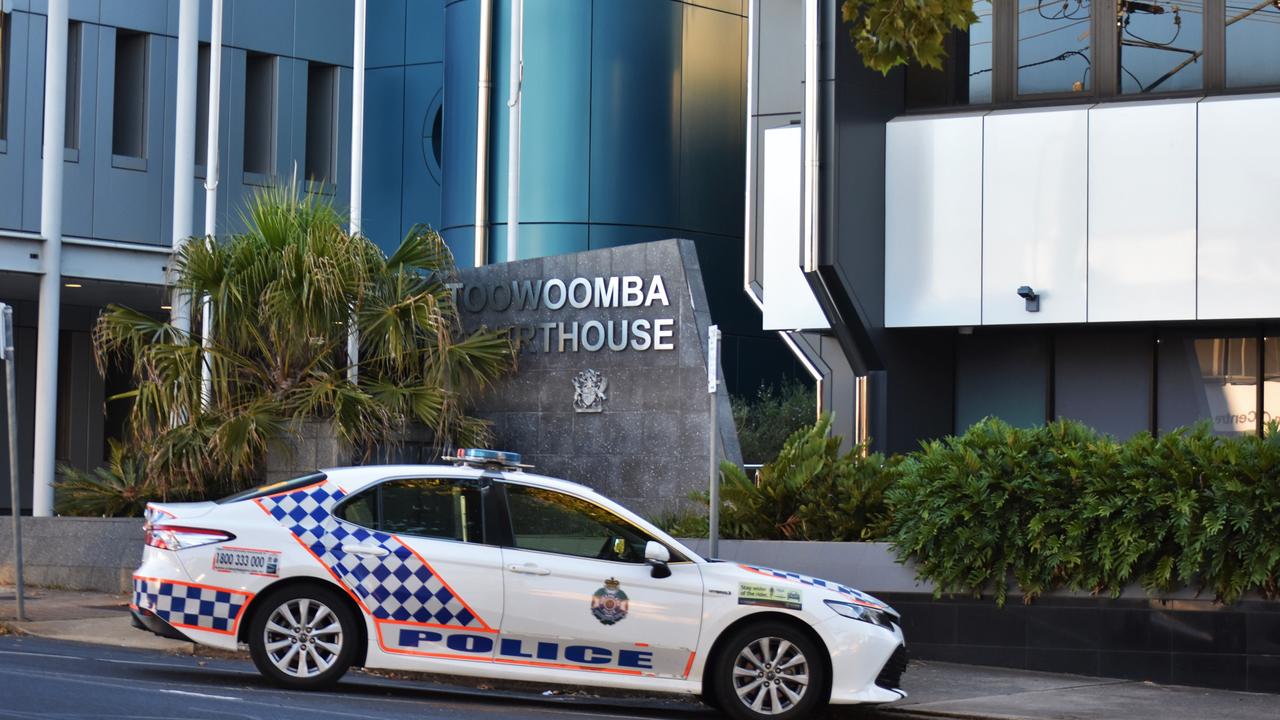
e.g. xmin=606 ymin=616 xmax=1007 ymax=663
xmin=99 ymin=657 xmax=193 ymax=668
xmin=158 ymin=688 xmax=242 ymax=701
xmin=0 ymin=649 xmax=83 ymax=660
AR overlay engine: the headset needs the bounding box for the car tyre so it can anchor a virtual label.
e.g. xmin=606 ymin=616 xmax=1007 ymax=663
xmin=710 ymin=621 xmax=828 ymax=720
xmin=249 ymin=584 xmax=358 ymax=690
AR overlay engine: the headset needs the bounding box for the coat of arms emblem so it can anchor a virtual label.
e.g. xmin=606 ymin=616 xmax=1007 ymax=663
xmin=590 ymin=577 xmax=630 ymax=625
xmin=572 ymin=369 xmax=608 ymax=413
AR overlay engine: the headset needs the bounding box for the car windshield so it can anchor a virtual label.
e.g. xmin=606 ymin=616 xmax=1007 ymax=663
xmin=216 ymin=472 xmax=327 ymax=504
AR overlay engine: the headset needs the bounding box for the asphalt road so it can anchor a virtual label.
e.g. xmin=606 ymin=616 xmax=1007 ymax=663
xmin=0 ymin=635 xmax=720 ymax=720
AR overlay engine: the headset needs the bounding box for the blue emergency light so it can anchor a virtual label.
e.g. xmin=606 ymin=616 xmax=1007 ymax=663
xmin=448 ymin=448 xmax=526 ymax=469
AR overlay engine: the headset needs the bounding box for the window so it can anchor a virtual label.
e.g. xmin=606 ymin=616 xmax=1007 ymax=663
xmin=1017 ymin=0 xmax=1092 ymax=96
xmin=1054 ymin=332 xmax=1153 ymax=439
xmin=112 ymin=31 xmax=148 ymax=158
xmin=954 ymin=332 xmax=1050 ymax=430
xmin=196 ymin=43 xmax=210 ymax=166
xmin=969 ymin=1 xmax=994 ymax=103
xmin=65 ymin=22 xmax=81 ymax=150
xmin=336 ymin=478 xmax=484 ymax=543
xmin=1158 ymin=334 xmax=1259 ymax=436
xmin=504 ymin=484 xmax=657 ymax=563
xmin=243 ymin=52 xmax=276 ymax=176
xmin=305 ymin=63 xmax=337 ymax=183
xmin=1119 ymin=1 xmax=1202 ymax=94
xmin=1226 ymin=3 xmax=1280 ymax=88
xmin=905 ymin=2 xmax=1280 ymax=108
xmin=216 ymin=473 xmax=327 ymax=504
xmin=1 ymin=12 xmax=9 ymax=141
xmin=382 ymin=479 xmax=482 ymax=542
xmin=1265 ymin=336 xmax=1280 ymax=431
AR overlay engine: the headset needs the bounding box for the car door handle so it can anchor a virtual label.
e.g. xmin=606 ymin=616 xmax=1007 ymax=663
xmin=507 ymin=563 xmax=550 ymax=576
xmin=342 ymin=544 xmax=389 ymax=558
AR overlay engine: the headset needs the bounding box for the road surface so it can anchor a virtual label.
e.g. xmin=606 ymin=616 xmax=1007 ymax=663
xmin=0 ymin=635 xmax=720 ymax=720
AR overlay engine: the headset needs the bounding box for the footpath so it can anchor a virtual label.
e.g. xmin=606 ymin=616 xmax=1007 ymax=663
xmin=2 ymin=585 xmax=1276 ymax=720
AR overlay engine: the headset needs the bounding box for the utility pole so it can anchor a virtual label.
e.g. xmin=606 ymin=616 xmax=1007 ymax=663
xmin=707 ymin=324 xmax=721 ymax=559
xmin=2 ymin=303 xmax=24 ymax=621
xmin=348 ymin=0 xmax=367 ymax=385
xmin=200 ymin=0 xmax=225 ymax=409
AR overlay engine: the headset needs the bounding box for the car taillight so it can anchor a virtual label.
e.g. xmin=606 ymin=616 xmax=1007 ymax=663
xmin=144 ymin=524 xmax=235 ymax=550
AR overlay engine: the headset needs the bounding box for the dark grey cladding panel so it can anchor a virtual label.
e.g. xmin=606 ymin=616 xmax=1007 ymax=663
xmin=458 ymin=239 xmax=741 ymax=518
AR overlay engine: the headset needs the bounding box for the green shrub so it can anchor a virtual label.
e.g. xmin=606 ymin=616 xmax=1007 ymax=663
xmin=732 ymin=380 xmax=817 ymax=464
xmin=676 ymin=415 xmax=896 ymax=541
xmin=55 ymin=440 xmax=167 ymax=517
xmin=886 ymin=418 xmax=1280 ymax=605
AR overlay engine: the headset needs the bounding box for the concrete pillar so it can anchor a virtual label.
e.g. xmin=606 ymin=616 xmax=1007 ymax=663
xmin=31 ymin=0 xmax=70 ymax=517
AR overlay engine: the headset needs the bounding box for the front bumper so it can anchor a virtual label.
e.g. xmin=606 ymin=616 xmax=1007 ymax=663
xmin=820 ymin=615 xmax=908 ymax=704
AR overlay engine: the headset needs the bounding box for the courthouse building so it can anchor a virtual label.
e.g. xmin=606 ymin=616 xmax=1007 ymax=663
xmin=0 ymin=0 xmax=780 ymax=514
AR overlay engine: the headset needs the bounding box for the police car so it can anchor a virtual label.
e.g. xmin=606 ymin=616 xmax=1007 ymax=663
xmin=131 ymin=449 xmax=906 ymax=719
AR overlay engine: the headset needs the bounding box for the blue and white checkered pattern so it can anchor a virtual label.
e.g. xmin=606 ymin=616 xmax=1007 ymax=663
xmin=259 ymin=483 xmax=483 ymax=628
xmin=740 ymin=564 xmax=889 ymax=609
xmin=132 ymin=577 xmax=247 ymax=633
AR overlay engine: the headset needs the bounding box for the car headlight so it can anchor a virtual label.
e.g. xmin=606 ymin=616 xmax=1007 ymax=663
xmin=825 ymin=599 xmax=896 ymax=629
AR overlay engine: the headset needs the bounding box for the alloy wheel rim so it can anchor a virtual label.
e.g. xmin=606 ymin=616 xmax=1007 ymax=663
xmin=731 ymin=636 xmax=809 ymax=715
xmin=264 ymin=597 xmax=343 ymax=678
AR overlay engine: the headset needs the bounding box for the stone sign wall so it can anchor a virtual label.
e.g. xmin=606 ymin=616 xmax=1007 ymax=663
xmin=457 ymin=239 xmax=741 ymax=516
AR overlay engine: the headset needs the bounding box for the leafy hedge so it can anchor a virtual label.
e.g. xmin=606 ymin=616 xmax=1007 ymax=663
xmin=890 ymin=418 xmax=1280 ymax=605
xmin=671 ymin=416 xmax=1280 ymax=605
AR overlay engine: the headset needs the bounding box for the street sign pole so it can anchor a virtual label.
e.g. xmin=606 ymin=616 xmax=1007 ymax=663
xmin=1 ymin=304 xmax=24 ymax=620
xmin=707 ymin=324 xmax=721 ymax=559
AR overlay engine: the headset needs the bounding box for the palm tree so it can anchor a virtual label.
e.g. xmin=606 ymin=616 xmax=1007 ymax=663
xmin=93 ymin=184 xmax=515 ymax=499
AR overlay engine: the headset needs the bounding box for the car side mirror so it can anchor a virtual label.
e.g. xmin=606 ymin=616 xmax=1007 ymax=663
xmin=645 ymin=541 xmax=672 ymax=579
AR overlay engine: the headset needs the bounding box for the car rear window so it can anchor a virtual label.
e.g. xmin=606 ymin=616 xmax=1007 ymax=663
xmin=216 ymin=472 xmax=327 ymax=504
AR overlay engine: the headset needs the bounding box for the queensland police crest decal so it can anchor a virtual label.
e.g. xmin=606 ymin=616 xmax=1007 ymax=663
xmin=591 ymin=577 xmax=630 ymax=625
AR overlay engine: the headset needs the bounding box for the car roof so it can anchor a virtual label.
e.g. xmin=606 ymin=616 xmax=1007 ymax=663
xmin=319 ymin=464 xmax=597 ymax=496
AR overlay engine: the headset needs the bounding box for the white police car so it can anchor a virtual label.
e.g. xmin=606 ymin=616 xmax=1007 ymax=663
xmin=132 ymin=449 xmax=906 ymax=719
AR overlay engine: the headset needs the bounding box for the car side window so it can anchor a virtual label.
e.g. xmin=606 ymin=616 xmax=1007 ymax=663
xmin=335 ymin=478 xmax=484 ymax=544
xmin=504 ymin=484 xmax=655 ymax=563
xmin=382 ymin=478 xmax=483 ymax=543
xmin=336 ymin=487 xmax=377 ymax=527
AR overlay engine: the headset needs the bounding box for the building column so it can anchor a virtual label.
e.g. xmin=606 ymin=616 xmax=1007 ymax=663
xmin=170 ymin=0 xmax=199 ymax=332
xmin=32 ymin=0 xmax=70 ymax=517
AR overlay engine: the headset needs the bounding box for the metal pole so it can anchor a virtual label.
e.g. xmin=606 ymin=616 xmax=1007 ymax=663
xmin=200 ymin=0 xmax=224 ymax=409
xmin=707 ymin=324 xmax=721 ymax=559
xmin=504 ymin=0 xmax=523 ymax=263
xmin=3 ymin=304 xmax=24 ymax=620
xmin=473 ymin=0 xmax=494 ymax=267
xmin=171 ymin=0 xmax=199 ymax=333
xmin=32 ymin=0 xmax=69 ymax=518
xmin=347 ymin=0 xmax=367 ymax=385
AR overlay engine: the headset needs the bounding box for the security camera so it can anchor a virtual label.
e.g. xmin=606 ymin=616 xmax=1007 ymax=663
xmin=1017 ymin=286 xmax=1039 ymax=313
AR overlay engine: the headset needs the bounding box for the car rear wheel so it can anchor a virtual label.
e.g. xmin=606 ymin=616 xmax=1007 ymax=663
xmin=249 ymin=585 xmax=357 ymax=690
xmin=711 ymin=621 xmax=827 ymax=720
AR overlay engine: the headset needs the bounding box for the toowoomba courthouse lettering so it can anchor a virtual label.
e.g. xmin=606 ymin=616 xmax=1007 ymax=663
xmin=450 ymin=275 xmax=675 ymax=353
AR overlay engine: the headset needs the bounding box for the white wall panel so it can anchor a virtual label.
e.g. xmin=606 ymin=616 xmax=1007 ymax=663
xmin=1088 ymin=100 xmax=1197 ymax=322
xmin=761 ymin=126 xmax=829 ymax=331
xmin=1198 ymin=94 xmax=1280 ymax=320
xmin=884 ymin=114 xmax=983 ymax=327
xmin=982 ymin=107 xmax=1089 ymax=325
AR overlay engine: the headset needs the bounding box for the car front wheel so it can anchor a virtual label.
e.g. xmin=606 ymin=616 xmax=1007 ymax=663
xmin=248 ymin=585 xmax=357 ymax=690
xmin=711 ymin=621 xmax=827 ymax=720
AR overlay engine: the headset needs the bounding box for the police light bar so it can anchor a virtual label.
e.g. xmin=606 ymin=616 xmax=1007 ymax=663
xmin=447 ymin=448 xmax=528 ymax=469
